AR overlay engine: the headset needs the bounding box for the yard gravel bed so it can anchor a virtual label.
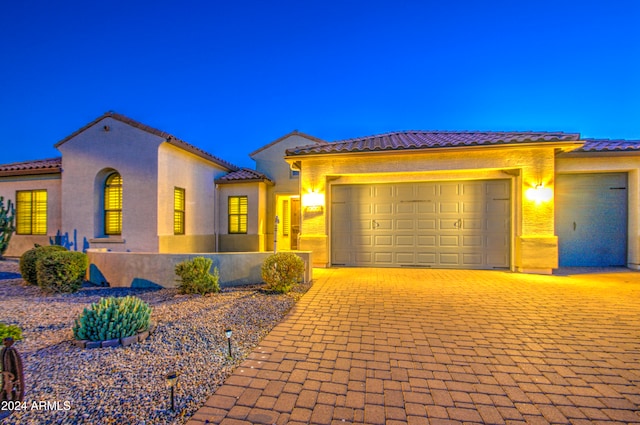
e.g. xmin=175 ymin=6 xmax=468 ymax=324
xmin=0 ymin=259 xmax=310 ymax=425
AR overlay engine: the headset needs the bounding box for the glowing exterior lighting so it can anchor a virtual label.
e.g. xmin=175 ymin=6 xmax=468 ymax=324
xmin=302 ymin=190 xmax=324 ymax=212
xmin=526 ymin=183 xmax=553 ymax=204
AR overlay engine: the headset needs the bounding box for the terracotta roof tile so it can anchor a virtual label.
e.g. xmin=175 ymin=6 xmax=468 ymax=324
xmin=577 ymin=139 xmax=640 ymax=152
xmin=286 ymin=131 xmax=582 ymax=156
xmin=0 ymin=157 xmax=62 ymax=176
xmin=216 ymin=168 xmax=274 ymax=184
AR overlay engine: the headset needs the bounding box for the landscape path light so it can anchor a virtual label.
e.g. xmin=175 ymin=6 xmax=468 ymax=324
xmin=165 ymin=371 xmax=178 ymax=411
xmin=225 ymin=328 xmax=233 ymax=358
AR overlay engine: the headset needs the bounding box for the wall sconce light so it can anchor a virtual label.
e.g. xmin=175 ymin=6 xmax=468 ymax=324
xmin=225 ymin=328 xmax=233 ymax=358
xmin=302 ymin=190 xmax=324 ymax=212
xmin=525 ymin=183 xmax=553 ymax=204
xmin=103 ymin=125 xmax=110 ymax=132
xmin=165 ymin=371 xmax=178 ymax=411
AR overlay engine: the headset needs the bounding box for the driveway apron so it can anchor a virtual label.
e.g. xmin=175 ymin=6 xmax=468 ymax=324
xmin=187 ymin=267 xmax=640 ymax=425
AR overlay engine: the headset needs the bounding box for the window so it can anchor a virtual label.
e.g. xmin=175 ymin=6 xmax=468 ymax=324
xmin=282 ymin=199 xmax=290 ymax=236
xmin=104 ymin=172 xmax=122 ymax=235
xmin=290 ymin=169 xmax=300 ymax=178
xmin=16 ymin=190 xmax=47 ymax=235
xmin=174 ymin=187 xmax=185 ymax=235
xmin=228 ymin=196 xmax=248 ymax=234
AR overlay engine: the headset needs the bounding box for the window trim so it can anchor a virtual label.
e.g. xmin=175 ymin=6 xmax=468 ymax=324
xmin=104 ymin=172 xmax=123 ymax=236
xmin=15 ymin=189 xmax=47 ymax=235
xmin=174 ymin=187 xmax=185 ymax=235
xmin=228 ymin=195 xmax=248 ymax=234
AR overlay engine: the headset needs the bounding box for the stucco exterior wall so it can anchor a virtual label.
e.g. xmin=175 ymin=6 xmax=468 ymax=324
xmin=0 ymin=174 xmax=62 ymax=257
xmin=217 ymin=182 xmax=267 ymax=251
xmin=294 ymin=145 xmax=561 ymax=271
xmin=157 ymin=143 xmax=228 ymax=253
xmin=56 ymin=117 xmax=163 ymax=252
xmin=87 ymin=249 xmax=312 ymax=288
xmin=556 ymin=153 xmax=640 ymax=269
xmin=252 ymin=135 xmax=314 ymax=250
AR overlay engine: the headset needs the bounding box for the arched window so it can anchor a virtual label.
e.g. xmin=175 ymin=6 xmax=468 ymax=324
xmin=104 ymin=172 xmax=122 ymax=235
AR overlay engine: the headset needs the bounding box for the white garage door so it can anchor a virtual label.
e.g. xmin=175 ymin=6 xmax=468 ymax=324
xmin=331 ymin=180 xmax=511 ymax=269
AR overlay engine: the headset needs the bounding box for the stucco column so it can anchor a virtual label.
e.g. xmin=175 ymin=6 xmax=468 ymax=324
xmin=515 ymin=150 xmax=558 ymax=274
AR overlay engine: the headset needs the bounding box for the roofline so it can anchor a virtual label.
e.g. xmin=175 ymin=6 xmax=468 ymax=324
xmin=0 ymin=168 xmax=62 ymax=178
xmin=249 ymin=130 xmax=327 ymax=157
xmin=285 ymin=140 xmax=586 ymax=160
xmin=54 ymin=111 xmax=238 ymax=171
xmin=215 ymin=178 xmax=275 ymax=186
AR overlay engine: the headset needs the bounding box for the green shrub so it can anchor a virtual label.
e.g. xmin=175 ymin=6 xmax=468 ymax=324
xmin=0 ymin=322 xmax=23 ymax=341
xmin=36 ymin=251 xmax=87 ymax=293
xmin=261 ymin=252 xmax=305 ymax=294
xmin=19 ymin=245 xmax=68 ymax=285
xmin=175 ymin=257 xmax=220 ymax=295
xmin=73 ymin=296 xmax=152 ymax=341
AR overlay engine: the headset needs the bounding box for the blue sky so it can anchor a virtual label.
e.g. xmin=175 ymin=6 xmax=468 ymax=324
xmin=2 ymin=0 xmax=639 ymax=168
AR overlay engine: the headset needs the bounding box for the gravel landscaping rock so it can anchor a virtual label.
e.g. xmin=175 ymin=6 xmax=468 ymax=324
xmin=0 ymin=259 xmax=310 ymax=424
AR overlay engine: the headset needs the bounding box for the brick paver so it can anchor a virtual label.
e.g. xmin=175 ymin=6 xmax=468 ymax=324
xmin=187 ymin=268 xmax=640 ymax=424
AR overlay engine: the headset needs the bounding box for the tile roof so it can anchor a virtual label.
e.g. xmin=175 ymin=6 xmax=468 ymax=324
xmin=577 ymin=139 xmax=640 ymax=152
xmin=216 ymin=168 xmax=274 ymax=184
xmin=286 ymin=131 xmax=582 ymax=156
xmin=55 ymin=112 xmax=238 ymax=171
xmin=0 ymin=157 xmax=62 ymax=176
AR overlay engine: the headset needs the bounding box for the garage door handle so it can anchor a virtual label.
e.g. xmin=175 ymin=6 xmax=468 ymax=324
xmin=573 ymin=221 xmax=576 ymax=231
xmin=453 ymin=218 xmax=462 ymax=229
xmin=372 ymin=220 xmax=380 ymax=229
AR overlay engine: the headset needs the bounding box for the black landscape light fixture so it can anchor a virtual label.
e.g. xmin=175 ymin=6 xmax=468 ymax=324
xmin=225 ymin=328 xmax=233 ymax=358
xmin=165 ymin=371 xmax=178 ymax=411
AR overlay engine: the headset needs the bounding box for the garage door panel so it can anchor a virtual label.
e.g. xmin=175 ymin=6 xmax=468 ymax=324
xmin=374 ymin=235 xmax=392 ymax=246
xmin=418 ymin=219 xmax=436 ymax=230
xmin=332 ymin=180 xmax=511 ymax=269
xmin=395 ymin=235 xmax=415 ymax=246
xmin=439 ymin=202 xmax=459 ymax=213
xmin=462 ymin=235 xmax=483 ymax=247
xmin=396 ymin=219 xmax=414 ymax=230
xmin=462 ymin=253 xmax=483 ymax=265
xmin=373 ymin=252 xmax=393 ymax=263
xmin=396 ymin=252 xmax=415 ymax=264
xmin=417 ymin=235 xmax=436 ymax=247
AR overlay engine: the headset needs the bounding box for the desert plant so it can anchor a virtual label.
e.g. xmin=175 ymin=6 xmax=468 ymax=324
xmin=19 ymin=245 xmax=68 ymax=285
xmin=261 ymin=252 xmax=305 ymax=293
xmin=175 ymin=257 xmax=220 ymax=295
xmin=73 ymin=296 xmax=152 ymax=342
xmin=0 ymin=323 xmax=23 ymax=341
xmin=0 ymin=196 xmax=15 ymax=259
xmin=36 ymin=250 xmax=87 ymax=293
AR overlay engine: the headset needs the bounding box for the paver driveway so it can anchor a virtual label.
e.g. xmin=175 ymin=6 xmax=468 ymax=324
xmin=188 ymin=268 xmax=640 ymax=425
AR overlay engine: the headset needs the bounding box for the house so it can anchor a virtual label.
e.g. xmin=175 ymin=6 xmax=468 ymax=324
xmin=284 ymin=132 xmax=640 ymax=273
xmin=1 ymin=112 xmax=638 ymax=274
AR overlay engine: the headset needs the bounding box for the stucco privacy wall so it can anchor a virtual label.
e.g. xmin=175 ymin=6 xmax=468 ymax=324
xmin=157 ymin=143 xmax=228 ymax=253
xmin=87 ymin=249 xmax=312 ymax=287
xmin=56 ymin=117 xmax=162 ymax=252
xmin=0 ymin=174 xmax=62 ymax=256
xmin=218 ymin=182 xmax=268 ymax=251
xmin=556 ymin=154 xmax=640 ymax=269
xmin=294 ymin=144 xmax=571 ymax=272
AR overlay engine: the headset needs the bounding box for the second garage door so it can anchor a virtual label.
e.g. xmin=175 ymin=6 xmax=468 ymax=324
xmin=331 ymin=180 xmax=511 ymax=269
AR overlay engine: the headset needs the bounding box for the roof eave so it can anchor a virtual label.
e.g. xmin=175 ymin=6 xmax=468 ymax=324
xmin=286 ymin=140 xmax=586 ymax=159
xmin=0 ymin=168 xmax=62 ymax=178
xmin=215 ymin=178 xmax=274 ymax=186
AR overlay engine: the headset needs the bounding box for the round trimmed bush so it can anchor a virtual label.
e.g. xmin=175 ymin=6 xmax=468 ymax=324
xmin=261 ymin=252 xmax=305 ymax=294
xmin=19 ymin=245 xmax=68 ymax=285
xmin=0 ymin=322 xmax=23 ymax=341
xmin=36 ymin=250 xmax=87 ymax=293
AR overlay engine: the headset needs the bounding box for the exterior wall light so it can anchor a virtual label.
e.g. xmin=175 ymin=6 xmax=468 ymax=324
xmin=526 ymin=183 xmax=553 ymax=204
xmin=302 ymin=190 xmax=324 ymax=212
